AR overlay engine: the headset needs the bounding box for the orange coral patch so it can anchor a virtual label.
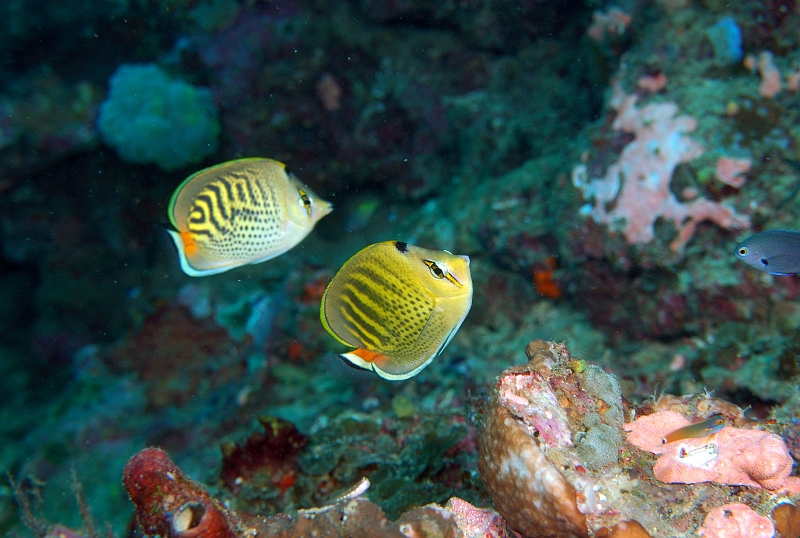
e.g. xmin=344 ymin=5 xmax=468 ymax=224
xmin=533 ymin=256 xmax=563 ymax=299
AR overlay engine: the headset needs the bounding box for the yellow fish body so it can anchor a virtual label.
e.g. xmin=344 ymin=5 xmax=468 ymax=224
xmin=167 ymin=158 xmax=332 ymax=276
xmin=320 ymin=241 xmax=473 ymax=380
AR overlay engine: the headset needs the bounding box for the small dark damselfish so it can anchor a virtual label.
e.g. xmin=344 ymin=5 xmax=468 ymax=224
xmin=734 ymin=229 xmax=800 ymax=275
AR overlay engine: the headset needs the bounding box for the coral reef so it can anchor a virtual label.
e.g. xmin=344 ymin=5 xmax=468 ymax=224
xmin=5 ymin=1 xmax=800 ymax=537
xmin=477 ymin=339 xmax=800 ymax=538
xmin=445 ymin=497 xmax=509 ymax=538
xmin=699 ymin=503 xmax=774 ymax=538
xmin=625 ymin=410 xmax=800 ymax=491
xmin=572 ymin=84 xmax=750 ymax=252
xmin=123 ymin=446 xmax=464 ymax=538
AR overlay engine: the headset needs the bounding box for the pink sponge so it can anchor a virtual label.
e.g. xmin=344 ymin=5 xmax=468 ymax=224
xmin=699 ymin=503 xmax=774 ymax=538
xmin=625 ymin=410 xmax=800 ymax=491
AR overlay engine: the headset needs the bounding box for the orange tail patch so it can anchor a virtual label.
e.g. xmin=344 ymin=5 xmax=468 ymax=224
xmin=352 ymin=348 xmax=388 ymax=363
xmin=180 ymin=231 xmax=199 ymax=258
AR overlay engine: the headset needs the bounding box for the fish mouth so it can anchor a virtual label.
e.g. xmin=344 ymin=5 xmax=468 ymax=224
xmin=318 ymin=202 xmax=334 ymax=217
xmin=447 ymin=255 xmax=472 ymax=289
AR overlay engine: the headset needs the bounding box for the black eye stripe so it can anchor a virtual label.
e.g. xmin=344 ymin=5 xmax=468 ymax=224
xmin=423 ymin=260 xmax=445 ymax=278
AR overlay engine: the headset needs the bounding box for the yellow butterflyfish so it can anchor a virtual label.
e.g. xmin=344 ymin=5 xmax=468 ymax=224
xmin=320 ymin=241 xmax=473 ymax=380
xmin=167 ymin=158 xmax=332 ymax=276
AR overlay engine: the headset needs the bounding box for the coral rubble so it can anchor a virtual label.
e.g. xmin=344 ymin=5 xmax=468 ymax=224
xmin=123 ymin=446 xmax=464 ymax=538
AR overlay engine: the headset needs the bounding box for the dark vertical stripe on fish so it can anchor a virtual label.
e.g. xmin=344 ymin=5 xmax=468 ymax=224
xmin=244 ymin=178 xmax=259 ymax=209
xmin=205 ymin=183 xmax=229 ymax=221
xmin=255 ymin=178 xmax=270 ymax=212
xmin=338 ymin=298 xmax=381 ymax=349
xmin=341 ymin=281 xmax=390 ymax=338
xmin=235 ymin=182 xmax=248 ymax=206
xmin=218 ymin=176 xmax=235 ymax=207
xmin=195 ymin=194 xmax=225 ymax=234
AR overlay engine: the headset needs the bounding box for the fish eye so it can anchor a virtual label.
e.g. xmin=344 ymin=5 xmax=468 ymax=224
xmin=738 ymin=247 xmax=748 ymax=256
xmin=424 ymin=260 xmax=446 ymax=279
xmin=760 ymin=258 xmax=769 ymax=266
xmin=297 ymin=189 xmax=312 ymax=217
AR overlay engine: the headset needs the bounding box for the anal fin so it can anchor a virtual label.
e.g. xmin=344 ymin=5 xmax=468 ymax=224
xmin=340 ymin=348 xmax=388 ymax=371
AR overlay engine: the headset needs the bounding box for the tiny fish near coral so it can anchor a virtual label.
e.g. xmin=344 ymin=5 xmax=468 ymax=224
xmin=661 ymin=414 xmax=725 ymax=444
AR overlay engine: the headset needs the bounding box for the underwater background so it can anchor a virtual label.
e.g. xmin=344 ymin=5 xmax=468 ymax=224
xmin=2 ymin=0 xmax=800 ymax=536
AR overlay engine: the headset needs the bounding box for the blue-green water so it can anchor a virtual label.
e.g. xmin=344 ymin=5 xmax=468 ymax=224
xmin=1 ymin=1 xmax=798 ymax=536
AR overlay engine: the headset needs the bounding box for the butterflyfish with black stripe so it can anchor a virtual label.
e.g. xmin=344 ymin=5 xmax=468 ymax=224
xmin=167 ymin=158 xmax=332 ymax=276
xmin=320 ymin=241 xmax=473 ymax=380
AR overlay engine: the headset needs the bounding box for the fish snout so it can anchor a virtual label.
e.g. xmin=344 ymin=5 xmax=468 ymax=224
xmin=314 ymin=200 xmax=334 ymax=220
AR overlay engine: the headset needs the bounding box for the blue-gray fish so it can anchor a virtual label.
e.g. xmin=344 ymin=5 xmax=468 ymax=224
xmin=734 ymin=229 xmax=800 ymax=275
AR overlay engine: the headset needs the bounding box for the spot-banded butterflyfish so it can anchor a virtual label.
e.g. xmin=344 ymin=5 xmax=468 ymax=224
xmin=661 ymin=414 xmax=726 ymax=444
xmin=320 ymin=241 xmax=473 ymax=380
xmin=734 ymin=229 xmax=800 ymax=276
xmin=167 ymin=158 xmax=332 ymax=277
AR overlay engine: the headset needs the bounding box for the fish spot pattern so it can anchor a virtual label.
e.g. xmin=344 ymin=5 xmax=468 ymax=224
xmin=325 ymin=248 xmax=435 ymax=356
xmin=336 ymin=263 xmax=434 ymax=353
xmin=321 ymin=241 xmax=473 ymax=379
xmin=186 ymin=167 xmax=284 ymax=264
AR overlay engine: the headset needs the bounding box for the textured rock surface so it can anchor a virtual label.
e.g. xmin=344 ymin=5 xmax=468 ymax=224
xmin=123 ymin=447 xmax=239 ymax=538
xmin=478 ymin=340 xmax=590 ymax=538
xmin=123 ymin=447 xmax=463 ymax=538
xmin=478 ymin=404 xmax=588 ymax=538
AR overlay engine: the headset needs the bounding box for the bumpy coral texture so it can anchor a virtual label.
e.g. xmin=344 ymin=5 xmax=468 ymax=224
xmin=478 ymin=341 xmax=590 ymax=538
xmin=98 ymin=63 xmax=220 ymax=171
xmin=572 ymin=84 xmax=749 ymax=251
xmin=445 ymin=497 xmax=509 ymax=538
xmin=625 ymin=411 xmax=800 ymax=491
xmin=123 ymin=447 xmax=239 ymax=538
xmin=479 ymin=405 xmax=588 ymax=538
xmin=699 ymin=503 xmax=774 ymax=538
xmin=495 ymin=368 xmax=572 ymax=448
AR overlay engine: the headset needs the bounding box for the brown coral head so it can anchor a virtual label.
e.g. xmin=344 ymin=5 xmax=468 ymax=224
xmin=772 ymin=502 xmax=800 ymax=538
xmin=478 ymin=405 xmax=588 ymax=538
xmin=525 ymin=339 xmax=557 ymax=373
